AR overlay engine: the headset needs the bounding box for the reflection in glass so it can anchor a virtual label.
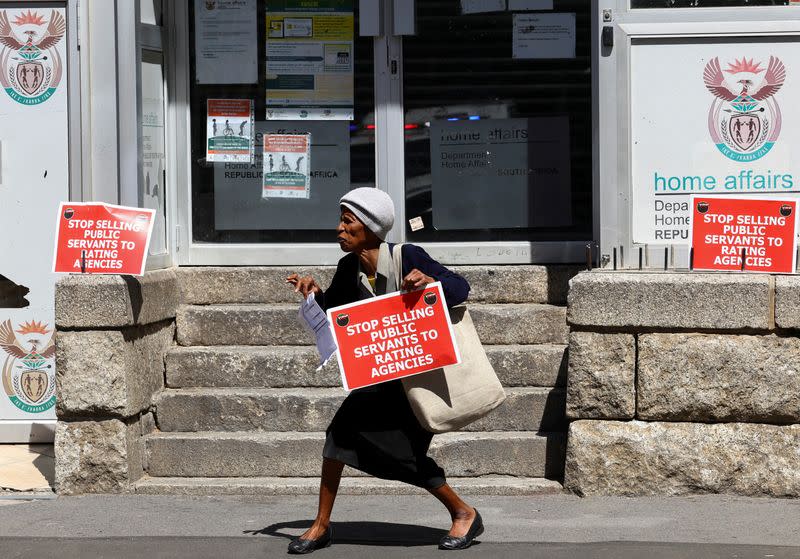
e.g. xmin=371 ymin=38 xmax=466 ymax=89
xmin=632 ymin=0 xmax=787 ymax=8
xmin=140 ymin=50 xmax=167 ymax=256
xmin=403 ymin=0 xmax=592 ymax=243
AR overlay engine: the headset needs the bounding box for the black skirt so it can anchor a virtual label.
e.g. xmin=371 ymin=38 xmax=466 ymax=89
xmin=322 ymin=379 xmax=446 ymax=490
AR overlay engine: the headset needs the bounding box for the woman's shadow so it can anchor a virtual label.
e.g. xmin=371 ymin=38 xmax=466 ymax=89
xmin=247 ymin=519 xmax=448 ymax=547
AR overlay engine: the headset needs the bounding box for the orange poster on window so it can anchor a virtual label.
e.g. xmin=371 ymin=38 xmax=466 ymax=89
xmin=52 ymin=202 xmax=155 ymax=276
xmin=328 ymin=283 xmax=461 ymax=391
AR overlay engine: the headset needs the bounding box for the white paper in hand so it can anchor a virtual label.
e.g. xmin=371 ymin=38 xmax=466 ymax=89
xmin=298 ymin=292 xmax=338 ymax=370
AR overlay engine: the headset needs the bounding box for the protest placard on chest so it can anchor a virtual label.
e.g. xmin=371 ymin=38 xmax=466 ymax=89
xmin=328 ymin=283 xmax=461 ymax=391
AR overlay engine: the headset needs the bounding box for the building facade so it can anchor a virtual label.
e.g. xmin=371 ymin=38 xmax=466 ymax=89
xmin=1 ymin=0 xmax=799 ymax=496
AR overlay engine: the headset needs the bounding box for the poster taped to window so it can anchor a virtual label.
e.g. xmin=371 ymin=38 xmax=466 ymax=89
xmin=265 ymin=0 xmax=354 ymax=120
xmin=206 ymin=99 xmax=254 ymax=163
xmin=194 ymin=0 xmax=258 ymax=84
xmin=263 ymin=133 xmax=311 ymax=199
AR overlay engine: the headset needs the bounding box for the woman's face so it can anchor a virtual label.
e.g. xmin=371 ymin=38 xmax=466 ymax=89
xmin=337 ymin=208 xmax=379 ymax=252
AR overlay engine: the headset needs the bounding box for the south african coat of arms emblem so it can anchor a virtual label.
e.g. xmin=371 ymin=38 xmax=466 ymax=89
xmin=0 ymin=9 xmax=65 ymax=105
xmin=704 ymin=55 xmax=785 ymax=163
xmin=0 ymin=319 xmax=56 ymax=414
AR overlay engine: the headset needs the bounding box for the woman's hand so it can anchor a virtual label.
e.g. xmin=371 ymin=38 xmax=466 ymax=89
xmin=286 ymin=274 xmax=322 ymax=298
xmin=401 ymin=268 xmax=434 ymax=291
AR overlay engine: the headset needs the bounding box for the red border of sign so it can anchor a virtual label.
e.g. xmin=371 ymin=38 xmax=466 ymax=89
xmin=326 ymin=282 xmax=462 ymax=392
xmin=52 ymin=202 xmax=157 ymax=277
xmin=688 ymin=194 xmax=799 ymax=274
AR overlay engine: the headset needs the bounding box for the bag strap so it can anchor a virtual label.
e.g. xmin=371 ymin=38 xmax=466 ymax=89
xmin=391 ymin=243 xmax=406 ymax=291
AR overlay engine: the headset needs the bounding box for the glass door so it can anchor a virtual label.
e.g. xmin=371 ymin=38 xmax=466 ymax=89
xmin=402 ymin=1 xmax=593 ymax=251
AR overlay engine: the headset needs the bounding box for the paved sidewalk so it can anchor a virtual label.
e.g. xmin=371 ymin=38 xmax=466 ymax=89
xmin=0 ymin=493 xmax=797 ymax=558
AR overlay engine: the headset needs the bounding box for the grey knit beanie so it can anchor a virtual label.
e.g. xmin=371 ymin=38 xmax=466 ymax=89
xmin=340 ymin=187 xmax=395 ymax=240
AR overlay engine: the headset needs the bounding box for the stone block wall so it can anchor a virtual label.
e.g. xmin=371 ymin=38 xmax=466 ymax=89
xmin=563 ymin=272 xmax=800 ymax=497
xmin=54 ymin=270 xmax=177 ymax=494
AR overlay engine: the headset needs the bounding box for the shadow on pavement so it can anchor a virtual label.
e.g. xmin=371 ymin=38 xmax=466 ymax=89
xmin=252 ymin=519 xmax=448 ymax=546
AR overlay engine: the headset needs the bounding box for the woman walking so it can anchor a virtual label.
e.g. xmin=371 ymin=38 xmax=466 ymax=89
xmin=286 ymin=187 xmax=483 ymax=553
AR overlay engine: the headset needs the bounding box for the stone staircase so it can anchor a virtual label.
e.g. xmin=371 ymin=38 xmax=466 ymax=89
xmin=134 ymin=266 xmax=572 ymax=495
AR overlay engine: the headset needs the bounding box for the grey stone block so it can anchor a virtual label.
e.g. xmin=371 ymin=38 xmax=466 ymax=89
xmin=56 ymin=268 xmax=178 ymax=328
xmin=134 ymin=476 xmax=565 ymax=496
xmin=566 ymin=332 xmax=635 ymax=420
xmin=564 ymin=420 xmax=800 ymax=497
xmin=55 ymin=418 xmax=142 ymax=495
xmin=176 ymin=267 xmax=337 ymax=305
xmin=176 ymin=305 xmax=311 ymax=346
xmin=638 ymin=333 xmax=800 ymax=423
xmin=165 ymin=346 xmax=341 ymax=388
xmin=775 ymin=276 xmax=800 ymax=329
xmin=456 ymin=266 xmax=549 ymax=303
xmin=567 ymin=272 xmax=771 ymax=330
xmin=486 ymin=344 xmax=567 ymax=388
xmin=145 ymin=431 xmax=564 ymax=478
xmin=470 ymin=304 xmax=568 ymax=345
xmin=177 ymin=303 xmax=567 ymax=346
xmin=166 ymin=344 xmax=566 ymax=389
xmin=154 ymin=387 xmax=565 ymax=433
xmin=56 ymin=321 xmax=174 ymax=418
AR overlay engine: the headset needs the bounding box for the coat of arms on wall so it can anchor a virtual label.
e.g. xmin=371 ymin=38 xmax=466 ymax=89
xmin=0 ymin=9 xmax=65 ymax=105
xmin=0 ymin=319 xmax=56 ymax=414
xmin=704 ymin=55 xmax=785 ymax=163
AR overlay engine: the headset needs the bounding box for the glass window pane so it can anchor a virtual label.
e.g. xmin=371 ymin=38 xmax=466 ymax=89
xmin=140 ymin=0 xmax=163 ymax=25
xmin=140 ymin=50 xmax=168 ymax=256
xmin=188 ymin=1 xmax=373 ymax=244
xmin=632 ymin=1 xmax=789 ymax=8
xmin=403 ymin=0 xmax=591 ymax=243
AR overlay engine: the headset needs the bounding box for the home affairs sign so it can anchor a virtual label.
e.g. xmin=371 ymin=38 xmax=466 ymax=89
xmin=631 ymin=42 xmax=800 ymax=244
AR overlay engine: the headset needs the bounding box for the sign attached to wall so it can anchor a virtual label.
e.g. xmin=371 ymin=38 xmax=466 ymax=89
xmin=265 ymin=0 xmax=354 ymax=120
xmin=430 ymin=117 xmax=572 ymax=229
xmin=262 ymin=133 xmax=311 ymax=199
xmin=631 ymin=41 xmax=800 ymax=244
xmin=690 ymin=196 xmax=798 ymax=274
xmin=206 ymin=99 xmax=254 ymax=163
xmin=53 ymin=203 xmax=156 ymax=277
xmin=194 ymin=0 xmax=258 ymax=84
xmin=328 ymin=283 xmax=460 ymax=392
xmin=0 ymin=7 xmax=68 ymax=437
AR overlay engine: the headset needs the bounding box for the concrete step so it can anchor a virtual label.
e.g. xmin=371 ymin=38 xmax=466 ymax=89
xmin=154 ymin=387 xmax=566 ymax=433
xmin=176 ymin=303 xmax=568 ymax=346
xmin=176 ymin=265 xmax=580 ymax=305
xmin=134 ymin=475 xmax=565 ymax=496
xmin=145 ymin=431 xmax=565 ymax=479
xmin=164 ymin=344 xmax=567 ymax=389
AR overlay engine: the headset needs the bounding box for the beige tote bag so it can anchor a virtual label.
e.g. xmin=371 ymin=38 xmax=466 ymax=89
xmin=392 ymin=244 xmax=506 ymax=433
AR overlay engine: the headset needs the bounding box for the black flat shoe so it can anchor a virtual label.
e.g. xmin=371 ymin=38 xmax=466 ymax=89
xmin=438 ymin=509 xmax=484 ymax=551
xmin=287 ymin=527 xmax=332 ymax=555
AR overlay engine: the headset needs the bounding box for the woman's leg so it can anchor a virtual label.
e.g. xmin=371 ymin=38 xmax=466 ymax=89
xmin=298 ymin=457 xmax=345 ymax=540
xmin=428 ymin=483 xmax=477 ymax=537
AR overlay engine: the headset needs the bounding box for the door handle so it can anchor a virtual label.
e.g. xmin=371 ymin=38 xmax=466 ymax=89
xmin=602 ymin=26 xmax=614 ymax=49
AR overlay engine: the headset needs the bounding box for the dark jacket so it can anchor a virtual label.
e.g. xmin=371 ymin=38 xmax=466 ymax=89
xmin=319 ymin=243 xmax=470 ymax=311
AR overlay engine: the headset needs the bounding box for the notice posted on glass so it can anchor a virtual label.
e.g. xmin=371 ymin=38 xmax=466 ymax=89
xmin=206 ymin=99 xmax=254 ymax=163
xmin=262 ymin=133 xmax=311 ymax=199
xmin=265 ymin=1 xmax=354 ymax=120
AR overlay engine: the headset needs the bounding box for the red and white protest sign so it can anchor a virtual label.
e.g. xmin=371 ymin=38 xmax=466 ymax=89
xmin=53 ymin=202 xmax=156 ymax=276
xmin=690 ymin=196 xmax=798 ymax=274
xmin=328 ymin=283 xmax=461 ymax=391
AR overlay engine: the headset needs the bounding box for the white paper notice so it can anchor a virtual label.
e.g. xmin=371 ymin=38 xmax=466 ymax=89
xmin=513 ymin=13 xmax=576 ymax=59
xmin=508 ymin=0 xmax=553 ymax=10
xmin=194 ymin=0 xmax=258 ymax=84
xmin=461 ymin=0 xmax=506 ymax=14
xmin=298 ymin=293 xmax=337 ymax=369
